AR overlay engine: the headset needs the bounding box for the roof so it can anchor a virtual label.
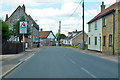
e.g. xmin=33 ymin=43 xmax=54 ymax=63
xmin=39 ymin=31 xmax=52 ymax=38
xmin=68 ymin=31 xmax=82 ymax=34
xmin=88 ymin=1 xmax=120 ymax=24
xmin=6 ymin=5 xmax=39 ymax=30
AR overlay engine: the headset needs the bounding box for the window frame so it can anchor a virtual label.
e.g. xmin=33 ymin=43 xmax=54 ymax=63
xmin=103 ymin=36 xmax=106 ymax=46
xmin=103 ymin=17 xmax=106 ymax=27
xmin=89 ymin=37 xmax=90 ymax=45
xmin=95 ymin=21 xmax=97 ymax=30
xmin=95 ymin=37 xmax=97 ymax=45
xmin=109 ymin=34 xmax=112 ymax=47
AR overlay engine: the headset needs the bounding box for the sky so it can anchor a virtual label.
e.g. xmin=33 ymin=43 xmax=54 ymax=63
xmin=0 ymin=0 xmax=116 ymax=36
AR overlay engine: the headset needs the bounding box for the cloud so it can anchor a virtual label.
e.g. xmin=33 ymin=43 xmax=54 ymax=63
xmin=1 ymin=0 xmax=116 ymax=36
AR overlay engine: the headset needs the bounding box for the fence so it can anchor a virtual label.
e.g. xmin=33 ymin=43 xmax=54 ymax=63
xmin=2 ymin=41 xmax=23 ymax=54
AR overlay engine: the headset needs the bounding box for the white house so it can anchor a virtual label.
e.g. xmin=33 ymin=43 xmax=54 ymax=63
xmin=39 ymin=31 xmax=56 ymax=46
xmin=63 ymin=30 xmax=87 ymax=46
xmin=87 ymin=2 xmax=105 ymax=52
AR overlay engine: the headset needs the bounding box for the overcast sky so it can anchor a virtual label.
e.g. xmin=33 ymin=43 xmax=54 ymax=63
xmin=0 ymin=0 xmax=116 ymax=36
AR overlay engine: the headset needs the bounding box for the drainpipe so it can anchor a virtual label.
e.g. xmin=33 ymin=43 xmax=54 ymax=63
xmin=113 ymin=12 xmax=115 ymax=55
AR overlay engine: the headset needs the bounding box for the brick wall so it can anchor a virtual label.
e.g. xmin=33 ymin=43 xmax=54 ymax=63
xmin=102 ymin=7 xmax=120 ymax=55
xmin=72 ymin=33 xmax=88 ymax=46
xmin=2 ymin=42 xmax=23 ymax=54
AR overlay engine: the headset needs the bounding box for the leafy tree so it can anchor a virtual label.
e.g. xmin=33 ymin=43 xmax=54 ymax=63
xmin=1 ymin=19 xmax=11 ymax=43
xmin=56 ymin=33 xmax=66 ymax=41
xmin=12 ymin=16 xmax=31 ymax=43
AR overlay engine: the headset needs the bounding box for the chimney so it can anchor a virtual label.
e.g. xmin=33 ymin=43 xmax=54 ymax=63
xmin=40 ymin=28 xmax=43 ymax=32
xmin=76 ymin=30 xmax=77 ymax=32
xmin=22 ymin=4 xmax=25 ymax=12
xmin=5 ymin=14 xmax=8 ymax=22
xmin=101 ymin=2 xmax=105 ymax=12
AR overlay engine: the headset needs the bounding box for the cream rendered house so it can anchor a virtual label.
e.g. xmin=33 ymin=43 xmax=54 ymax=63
xmin=88 ymin=19 xmax=102 ymax=51
xmin=87 ymin=2 xmax=105 ymax=52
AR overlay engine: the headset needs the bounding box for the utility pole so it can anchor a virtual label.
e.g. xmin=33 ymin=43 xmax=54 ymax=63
xmin=82 ymin=0 xmax=85 ymax=50
xmin=58 ymin=21 xmax=61 ymax=46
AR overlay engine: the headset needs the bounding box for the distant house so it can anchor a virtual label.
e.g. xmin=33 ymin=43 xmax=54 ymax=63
xmin=39 ymin=31 xmax=56 ymax=46
xmin=5 ymin=4 xmax=39 ymax=48
xmin=88 ymin=1 xmax=120 ymax=55
xmin=63 ymin=30 xmax=88 ymax=46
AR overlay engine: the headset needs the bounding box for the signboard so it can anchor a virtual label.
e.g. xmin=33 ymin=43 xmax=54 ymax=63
xmin=20 ymin=22 xmax=27 ymax=34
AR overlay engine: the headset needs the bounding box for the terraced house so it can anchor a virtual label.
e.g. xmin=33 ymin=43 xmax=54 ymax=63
xmin=88 ymin=1 xmax=120 ymax=55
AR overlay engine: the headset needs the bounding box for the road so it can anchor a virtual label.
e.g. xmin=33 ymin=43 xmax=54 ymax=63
xmin=4 ymin=47 xmax=118 ymax=79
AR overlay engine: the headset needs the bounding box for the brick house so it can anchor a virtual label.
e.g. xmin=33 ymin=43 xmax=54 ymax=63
xmin=63 ymin=30 xmax=88 ymax=46
xmin=39 ymin=31 xmax=56 ymax=46
xmin=5 ymin=4 xmax=39 ymax=48
xmin=88 ymin=1 xmax=120 ymax=55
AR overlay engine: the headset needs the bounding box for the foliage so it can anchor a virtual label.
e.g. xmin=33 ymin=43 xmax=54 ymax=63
xmin=56 ymin=33 xmax=66 ymax=41
xmin=1 ymin=20 xmax=11 ymax=43
xmin=12 ymin=16 xmax=31 ymax=42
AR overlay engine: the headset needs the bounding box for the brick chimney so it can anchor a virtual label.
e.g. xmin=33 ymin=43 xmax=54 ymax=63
xmin=22 ymin=4 xmax=25 ymax=12
xmin=5 ymin=14 xmax=8 ymax=22
xmin=101 ymin=2 xmax=105 ymax=12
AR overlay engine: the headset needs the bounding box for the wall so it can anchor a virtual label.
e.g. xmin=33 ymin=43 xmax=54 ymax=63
xmin=102 ymin=7 xmax=120 ymax=55
xmin=47 ymin=32 xmax=55 ymax=38
xmin=2 ymin=42 xmax=23 ymax=54
xmin=72 ymin=33 xmax=88 ymax=46
xmin=88 ymin=19 xmax=102 ymax=51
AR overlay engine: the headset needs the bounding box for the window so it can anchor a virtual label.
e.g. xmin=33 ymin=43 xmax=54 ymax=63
xmin=103 ymin=36 xmax=106 ymax=46
xmin=88 ymin=24 xmax=91 ymax=32
xmin=103 ymin=17 xmax=106 ymax=27
xmin=89 ymin=37 xmax=90 ymax=45
xmin=109 ymin=34 xmax=112 ymax=47
xmin=95 ymin=21 xmax=97 ymax=30
xmin=95 ymin=37 xmax=97 ymax=45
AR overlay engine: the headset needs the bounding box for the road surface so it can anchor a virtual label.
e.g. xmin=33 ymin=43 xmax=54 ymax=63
xmin=4 ymin=47 xmax=118 ymax=79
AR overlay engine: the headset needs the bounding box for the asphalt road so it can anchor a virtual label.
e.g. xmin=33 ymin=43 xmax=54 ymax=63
xmin=4 ymin=47 xmax=118 ymax=79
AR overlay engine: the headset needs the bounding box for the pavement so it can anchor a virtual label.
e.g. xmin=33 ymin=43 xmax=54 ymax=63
xmin=3 ymin=46 xmax=118 ymax=79
xmin=0 ymin=47 xmax=41 ymax=79
xmin=67 ymin=47 xmax=119 ymax=63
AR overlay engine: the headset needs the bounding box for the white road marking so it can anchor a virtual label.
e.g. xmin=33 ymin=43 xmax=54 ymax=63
xmin=24 ymin=53 xmax=35 ymax=61
xmin=81 ymin=67 xmax=96 ymax=78
xmin=1 ymin=61 xmax=24 ymax=78
xmin=68 ymin=58 xmax=76 ymax=64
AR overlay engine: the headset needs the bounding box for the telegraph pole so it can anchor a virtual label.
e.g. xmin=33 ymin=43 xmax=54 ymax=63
xmin=58 ymin=21 xmax=61 ymax=46
xmin=82 ymin=0 xmax=85 ymax=50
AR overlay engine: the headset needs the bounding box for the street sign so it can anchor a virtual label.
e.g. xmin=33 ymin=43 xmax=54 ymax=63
xmin=20 ymin=22 xmax=27 ymax=34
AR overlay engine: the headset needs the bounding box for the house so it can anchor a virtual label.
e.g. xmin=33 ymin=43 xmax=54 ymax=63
xmin=63 ymin=30 xmax=88 ymax=46
xmin=5 ymin=4 xmax=39 ymax=48
xmin=87 ymin=2 xmax=104 ymax=52
xmin=88 ymin=1 xmax=120 ymax=55
xmin=39 ymin=30 xmax=56 ymax=46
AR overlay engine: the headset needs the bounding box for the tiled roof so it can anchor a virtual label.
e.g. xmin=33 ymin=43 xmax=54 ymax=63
xmin=39 ymin=31 xmax=52 ymax=38
xmin=88 ymin=1 xmax=120 ymax=24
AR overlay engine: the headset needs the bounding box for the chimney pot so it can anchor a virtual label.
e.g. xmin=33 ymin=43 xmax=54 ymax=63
xmin=101 ymin=1 xmax=105 ymax=12
xmin=22 ymin=4 xmax=25 ymax=12
xmin=5 ymin=14 xmax=8 ymax=22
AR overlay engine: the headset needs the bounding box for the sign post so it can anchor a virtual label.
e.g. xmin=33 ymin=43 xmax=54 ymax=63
xmin=20 ymin=21 xmax=27 ymax=51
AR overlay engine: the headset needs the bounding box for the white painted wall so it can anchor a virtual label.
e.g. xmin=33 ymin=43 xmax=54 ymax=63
xmin=47 ymin=32 xmax=55 ymax=39
xmin=88 ymin=19 xmax=102 ymax=51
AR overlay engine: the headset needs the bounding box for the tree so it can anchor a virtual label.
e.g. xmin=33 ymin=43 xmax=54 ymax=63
xmin=56 ymin=33 xmax=66 ymax=41
xmin=1 ymin=19 xmax=11 ymax=43
xmin=12 ymin=16 xmax=31 ymax=43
